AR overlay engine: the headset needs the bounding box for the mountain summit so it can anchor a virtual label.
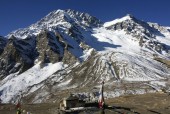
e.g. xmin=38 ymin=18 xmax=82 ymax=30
xmin=0 ymin=9 xmax=170 ymax=103
xmin=7 ymin=9 xmax=102 ymax=39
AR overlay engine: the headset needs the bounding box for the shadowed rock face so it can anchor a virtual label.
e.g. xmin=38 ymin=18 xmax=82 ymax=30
xmin=0 ymin=35 xmax=35 ymax=79
xmin=36 ymin=31 xmax=62 ymax=64
xmin=0 ymin=36 xmax=7 ymax=55
xmin=36 ymin=30 xmax=79 ymax=66
xmin=0 ymin=30 xmax=79 ymax=80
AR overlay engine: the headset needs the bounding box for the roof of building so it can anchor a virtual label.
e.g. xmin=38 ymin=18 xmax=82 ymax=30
xmin=66 ymin=94 xmax=79 ymax=101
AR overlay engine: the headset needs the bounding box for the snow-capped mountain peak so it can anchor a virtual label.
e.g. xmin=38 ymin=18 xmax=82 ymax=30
xmin=7 ymin=9 xmax=102 ymax=39
xmin=103 ymin=14 xmax=170 ymax=55
xmin=103 ymin=14 xmax=135 ymax=27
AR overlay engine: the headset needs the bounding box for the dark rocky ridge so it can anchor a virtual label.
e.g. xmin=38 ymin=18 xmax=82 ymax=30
xmin=0 ymin=29 xmax=81 ymax=80
xmin=0 ymin=35 xmax=35 ymax=79
xmin=0 ymin=36 xmax=7 ymax=55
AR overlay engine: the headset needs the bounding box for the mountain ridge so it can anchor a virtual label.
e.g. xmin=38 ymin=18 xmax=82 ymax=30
xmin=0 ymin=9 xmax=170 ymax=103
xmin=7 ymin=9 xmax=102 ymax=39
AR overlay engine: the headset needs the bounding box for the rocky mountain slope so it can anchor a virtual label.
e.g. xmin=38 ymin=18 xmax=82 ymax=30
xmin=0 ymin=9 xmax=170 ymax=103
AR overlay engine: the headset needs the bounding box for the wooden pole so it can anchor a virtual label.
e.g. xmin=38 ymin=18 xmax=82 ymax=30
xmin=100 ymin=109 xmax=105 ymax=114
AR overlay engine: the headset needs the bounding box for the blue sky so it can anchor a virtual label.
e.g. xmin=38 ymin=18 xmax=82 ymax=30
xmin=0 ymin=0 xmax=170 ymax=36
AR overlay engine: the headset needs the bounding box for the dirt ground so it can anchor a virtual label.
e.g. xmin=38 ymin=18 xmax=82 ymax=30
xmin=0 ymin=92 xmax=170 ymax=114
xmin=105 ymin=92 xmax=170 ymax=114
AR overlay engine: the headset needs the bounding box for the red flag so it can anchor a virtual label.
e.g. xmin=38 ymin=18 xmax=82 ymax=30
xmin=98 ymin=81 xmax=104 ymax=109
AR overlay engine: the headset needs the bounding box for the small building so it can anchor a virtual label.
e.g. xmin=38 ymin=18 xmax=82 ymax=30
xmin=59 ymin=94 xmax=85 ymax=110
